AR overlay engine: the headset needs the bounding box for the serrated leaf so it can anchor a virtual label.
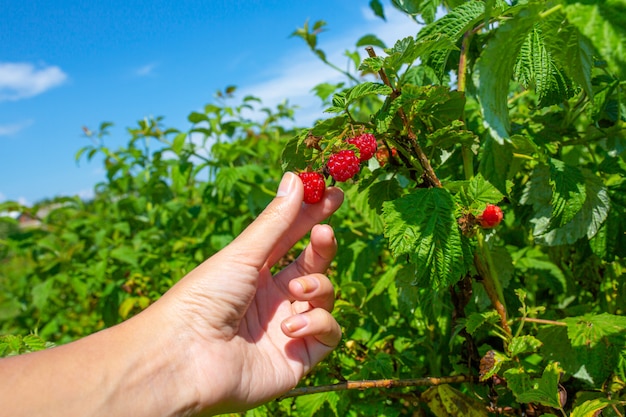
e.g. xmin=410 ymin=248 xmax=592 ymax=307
xmin=382 ymin=188 xmax=468 ymax=289
xmin=477 ymin=2 xmax=542 ymax=143
xmin=541 ymin=10 xmax=594 ymax=97
xmin=359 ymin=56 xmax=384 ymax=73
xmin=367 ymin=178 xmax=403 ymax=214
xmin=423 ymin=385 xmax=489 ymax=417
xmin=564 ymin=1 xmax=626 ymax=80
xmin=508 ymin=335 xmax=543 ymax=357
xmin=529 ymin=167 xmax=610 ymax=246
xmin=505 ymin=362 xmax=562 ymax=409
xmin=22 ymin=334 xmax=47 ymax=352
xmin=590 ymin=183 xmax=626 ymax=260
xmin=478 ymin=135 xmax=514 ymax=194
xmin=344 ymin=82 xmax=392 ymax=107
xmin=465 ymin=310 xmax=500 ymax=335
xmin=548 ymin=159 xmax=587 ymax=229
xmin=417 ymin=1 xmax=486 ymax=78
xmin=294 ymin=392 xmax=339 ymax=417
xmin=514 ymin=25 xmax=576 ymax=107
xmin=564 ymin=313 xmax=626 ymax=348
xmin=570 ymin=398 xmax=614 ymax=417
xmin=461 ymin=174 xmax=504 ymax=208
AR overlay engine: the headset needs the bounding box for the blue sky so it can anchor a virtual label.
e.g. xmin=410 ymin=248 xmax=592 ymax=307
xmin=0 ymin=1 xmax=419 ymax=204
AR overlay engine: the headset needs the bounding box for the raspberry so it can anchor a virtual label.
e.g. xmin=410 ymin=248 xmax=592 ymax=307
xmin=326 ymin=150 xmax=360 ymax=182
xmin=347 ymin=133 xmax=378 ymax=162
xmin=298 ymin=171 xmax=325 ymax=204
xmin=479 ymin=204 xmax=504 ymax=228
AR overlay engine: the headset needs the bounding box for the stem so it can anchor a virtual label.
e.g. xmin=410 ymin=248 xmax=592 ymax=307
xmin=365 ymin=46 xmax=442 ymax=188
xmin=520 ymin=317 xmax=567 ymax=327
xmin=475 ymin=231 xmax=511 ymax=337
xmin=457 ymin=31 xmax=474 ymax=180
xmin=277 ymin=375 xmax=472 ymax=400
xmin=539 ymin=4 xmax=563 ymax=19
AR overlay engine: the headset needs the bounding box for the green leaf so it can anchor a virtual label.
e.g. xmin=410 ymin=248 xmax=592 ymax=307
xmin=514 ymin=25 xmax=576 ymax=107
xmin=423 ymin=384 xmax=489 ymax=417
xmin=110 ymin=246 xmax=139 ymax=266
xmin=382 ymin=188 xmax=468 ymax=289
xmin=564 ymin=1 xmax=626 ymax=80
xmin=344 ymin=82 xmax=392 ymax=107
xmin=564 ymin=313 xmax=626 ymax=348
xmin=508 ymin=335 xmax=543 ymax=357
xmin=465 ymin=310 xmax=500 ymax=335
xmin=505 ymin=362 xmax=563 ymax=408
xmin=571 ymin=398 xmax=614 ymax=417
xmin=187 ymin=111 xmax=208 ymax=124
xmin=356 ymin=34 xmax=386 ymax=49
xmin=369 ymin=0 xmax=386 ymax=20
xmin=590 ymin=183 xmax=626 ymax=260
xmin=478 ymin=135 xmax=514 ymax=194
xmin=548 ymin=159 xmax=587 ymax=229
xmin=294 ymin=392 xmax=339 ymax=417
xmin=417 ymin=1 xmax=485 ymax=78
xmin=541 ymin=10 xmax=594 ymax=97
xmin=523 ymin=163 xmax=611 ymax=246
xmin=477 ymin=2 xmax=542 ymax=143
xmin=170 ymin=132 xmax=186 ymax=155
xmin=460 ymin=174 xmax=504 ymax=209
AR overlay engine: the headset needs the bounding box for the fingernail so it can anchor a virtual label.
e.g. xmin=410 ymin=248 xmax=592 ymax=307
xmin=284 ymin=315 xmax=308 ymax=333
xmin=276 ymin=172 xmax=296 ymax=197
xmin=295 ymin=278 xmax=319 ymax=294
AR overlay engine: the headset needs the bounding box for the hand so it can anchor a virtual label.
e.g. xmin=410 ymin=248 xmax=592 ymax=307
xmin=150 ymin=172 xmax=344 ymax=414
xmin=0 ymin=172 xmax=343 ymax=417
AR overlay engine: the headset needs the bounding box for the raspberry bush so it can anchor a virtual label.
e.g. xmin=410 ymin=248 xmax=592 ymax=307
xmin=1 ymin=1 xmax=625 ymax=416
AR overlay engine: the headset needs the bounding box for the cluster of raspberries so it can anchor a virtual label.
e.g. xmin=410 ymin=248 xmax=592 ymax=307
xmin=298 ymin=133 xmax=378 ymax=204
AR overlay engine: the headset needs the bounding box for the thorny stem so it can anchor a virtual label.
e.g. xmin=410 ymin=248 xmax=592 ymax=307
xmin=277 ymin=375 xmax=472 ymax=400
xmin=458 ymin=30 xmax=474 ymax=180
xmin=475 ymin=231 xmax=511 ymax=337
xmin=365 ymin=46 xmax=442 ymax=188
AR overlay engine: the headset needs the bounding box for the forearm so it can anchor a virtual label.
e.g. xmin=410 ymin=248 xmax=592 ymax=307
xmin=0 ymin=308 xmax=200 ymax=417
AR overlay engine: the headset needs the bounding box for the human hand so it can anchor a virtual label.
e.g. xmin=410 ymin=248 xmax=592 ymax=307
xmin=148 ymin=172 xmax=344 ymax=415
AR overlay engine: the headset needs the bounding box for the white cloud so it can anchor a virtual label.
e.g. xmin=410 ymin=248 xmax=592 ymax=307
xmin=0 ymin=62 xmax=68 ymax=102
xmin=0 ymin=119 xmax=34 ymax=136
xmin=135 ymin=62 xmax=159 ymax=77
xmin=237 ymin=6 xmax=421 ymax=127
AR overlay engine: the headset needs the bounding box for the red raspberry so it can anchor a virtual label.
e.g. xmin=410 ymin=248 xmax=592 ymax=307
xmin=479 ymin=204 xmax=504 ymax=228
xmin=298 ymin=171 xmax=325 ymax=204
xmin=347 ymin=133 xmax=378 ymax=162
xmin=326 ymin=150 xmax=360 ymax=182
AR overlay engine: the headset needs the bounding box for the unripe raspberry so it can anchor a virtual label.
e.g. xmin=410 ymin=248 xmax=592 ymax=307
xmin=298 ymin=171 xmax=326 ymax=204
xmin=479 ymin=204 xmax=504 ymax=228
xmin=347 ymin=133 xmax=378 ymax=162
xmin=326 ymin=150 xmax=360 ymax=182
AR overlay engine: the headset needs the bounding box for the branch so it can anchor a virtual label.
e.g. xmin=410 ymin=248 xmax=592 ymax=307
xmin=365 ymin=46 xmax=442 ymax=188
xmin=277 ymin=375 xmax=472 ymax=400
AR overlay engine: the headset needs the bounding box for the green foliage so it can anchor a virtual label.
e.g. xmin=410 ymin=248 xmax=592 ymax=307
xmin=2 ymin=1 xmax=626 ymax=415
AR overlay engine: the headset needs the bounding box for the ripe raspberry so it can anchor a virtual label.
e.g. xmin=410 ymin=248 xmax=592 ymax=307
xmin=347 ymin=133 xmax=378 ymax=162
xmin=326 ymin=150 xmax=360 ymax=182
xmin=479 ymin=204 xmax=504 ymax=228
xmin=298 ymin=171 xmax=325 ymax=204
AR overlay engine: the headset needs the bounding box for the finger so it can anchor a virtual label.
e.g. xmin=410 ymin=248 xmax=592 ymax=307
xmin=281 ymin=308 xmax=342 ymax=349
xmin=287 ymin=273 xmax=335 ymax=312
xmin=273 ymin=224 xmax=337 ymax=293
xmin=221 ymin=173 xmax=343 ymax=270
xmin=265 ymin=187 xmax=343 ymax=267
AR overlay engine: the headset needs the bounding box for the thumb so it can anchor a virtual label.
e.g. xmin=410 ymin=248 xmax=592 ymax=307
xmin=221 ymin=172 xmax=344 ymax=270
xmin=220 ymin=172 xmax=304 ymax=269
